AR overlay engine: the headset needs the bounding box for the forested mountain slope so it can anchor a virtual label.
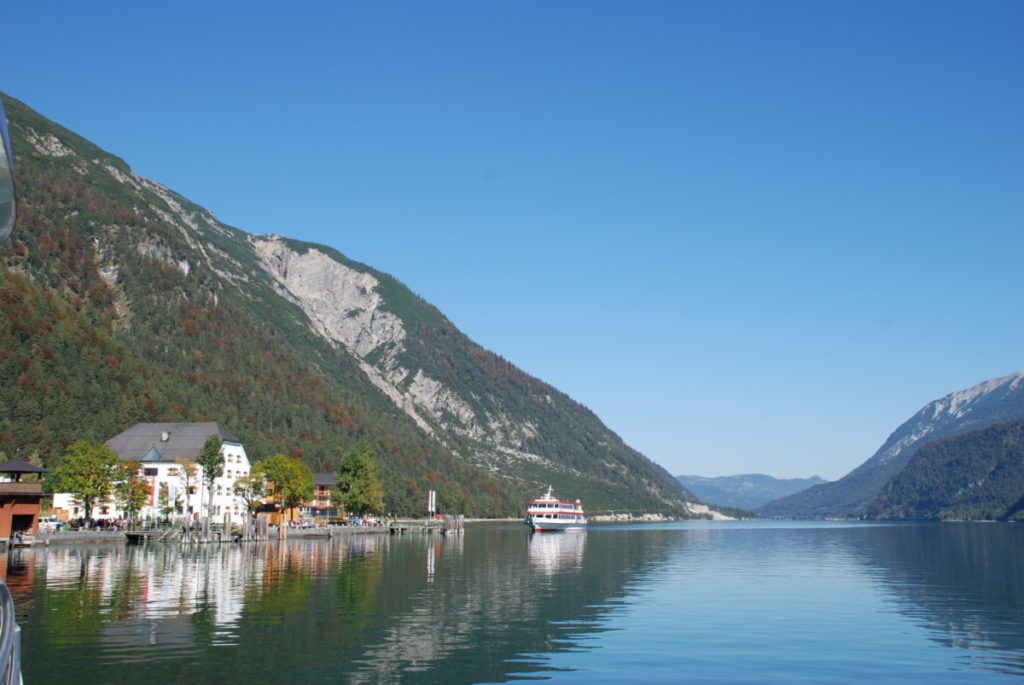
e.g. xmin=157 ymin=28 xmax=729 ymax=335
xmin=760 ymin=372 xmax=1024 ymax=518
xmin=866 ymin=418 xmax=1024 ymax=521
xmin=0 ymin=94 xmax=693 ymax=516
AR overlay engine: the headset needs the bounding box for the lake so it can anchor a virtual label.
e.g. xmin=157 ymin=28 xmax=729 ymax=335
xmin=8 ymin=520 xmax=1024 ymax=683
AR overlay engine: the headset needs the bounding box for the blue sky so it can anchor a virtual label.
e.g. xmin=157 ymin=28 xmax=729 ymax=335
xmin=5 ymin=1 xmax=1022 ymax=480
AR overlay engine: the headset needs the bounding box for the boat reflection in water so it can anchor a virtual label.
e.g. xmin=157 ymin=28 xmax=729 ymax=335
xmin=528 ymin=529 xmax=586 ymax=576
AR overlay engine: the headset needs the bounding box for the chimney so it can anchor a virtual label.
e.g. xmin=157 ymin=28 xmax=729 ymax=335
xmin=160 ymin=431 xmax=171 ymax=442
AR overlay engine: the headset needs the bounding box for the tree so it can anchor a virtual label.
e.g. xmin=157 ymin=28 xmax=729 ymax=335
xmin=196 ymin=435 xmax=224 ymax=517
xmin=233 ymin=472 xmax=266 ymax=516
xmin=334 ymin=440 xmax=384 ymax=516
xmin=174 ymin=457 xmax=198 ymax=517
xmin=113 ymin=461 xmax=150 ymax=521
xmin=258 ymin=454 xmax=313 ymax=517
xmin=44 ymin=440 xmax=120 ymax=520
xmin=158 ymin=481 xmax=179 ymax=517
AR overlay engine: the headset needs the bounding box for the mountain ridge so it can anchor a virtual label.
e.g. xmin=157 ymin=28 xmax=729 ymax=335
xmin=759 ymin=372 xmax=1024 ymax=518
xmin=866 ymin=417 xmax=1024 ymax=521
xmin=677 ymin=473 xmax=826 ymax=511
xmin=0 ymin=93 xmax=694 ymax=516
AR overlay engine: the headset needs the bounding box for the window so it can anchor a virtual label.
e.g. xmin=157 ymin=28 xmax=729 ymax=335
xmin=143 ymin=468 xmax=158 ymax=477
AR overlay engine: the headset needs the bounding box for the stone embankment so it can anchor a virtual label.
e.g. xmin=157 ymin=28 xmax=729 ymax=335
xmin=26 ymin=524 xmax=393 ymax=546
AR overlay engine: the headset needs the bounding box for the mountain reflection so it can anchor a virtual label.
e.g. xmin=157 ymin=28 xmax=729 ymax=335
xmin=16 ymin=526 xmax=673 ymax=683
xmin=837 ymin=523 xmax=1024 ymax=677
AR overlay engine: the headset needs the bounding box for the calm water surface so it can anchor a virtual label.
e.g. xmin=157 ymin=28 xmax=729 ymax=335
xmin=9 ymin=521 xmax=1024 ymax=683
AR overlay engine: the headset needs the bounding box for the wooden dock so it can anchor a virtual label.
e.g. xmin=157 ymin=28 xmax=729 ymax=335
xmin=125 ymin=529 xmax=180 ymax=544
xmin=390 ymin=516 xmax=464 ymax=535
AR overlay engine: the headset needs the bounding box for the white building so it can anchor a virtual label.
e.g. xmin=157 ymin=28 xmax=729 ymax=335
xmin=52 ymin=422 xmax=251 ymax=524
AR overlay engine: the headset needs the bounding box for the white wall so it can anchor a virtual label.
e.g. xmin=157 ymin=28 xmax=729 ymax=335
xmin=52 ymin=441 xmax=252 ymax=525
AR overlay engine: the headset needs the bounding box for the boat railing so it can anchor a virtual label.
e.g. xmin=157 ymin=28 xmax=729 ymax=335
xmin=0 ymin=577 xmax=21 ymax=685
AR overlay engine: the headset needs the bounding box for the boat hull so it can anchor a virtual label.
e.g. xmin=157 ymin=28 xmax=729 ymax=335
xmin=524 ymin=517 xmax=586 ymax=532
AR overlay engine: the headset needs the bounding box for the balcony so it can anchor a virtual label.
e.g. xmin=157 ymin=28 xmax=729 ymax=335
xmin=0 ymin=483 xmax=42 ymax=496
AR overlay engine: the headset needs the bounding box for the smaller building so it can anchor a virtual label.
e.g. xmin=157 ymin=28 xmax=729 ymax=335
xmin=0 ymin=460 xmax=48 ymax=539
xmin=305 ymin=472 xmax=339 ymax=520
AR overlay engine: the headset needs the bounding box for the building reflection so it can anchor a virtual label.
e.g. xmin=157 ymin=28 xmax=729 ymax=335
xmin=19 ymin=527 xmax=675 ymax=683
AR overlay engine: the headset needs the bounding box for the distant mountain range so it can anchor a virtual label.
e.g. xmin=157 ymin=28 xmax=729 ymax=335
xmin=0 ymin=93 xmax=694 ymax=516
xmin=760 ymin=372 xmax=1024 ymax=519
xmin=676 ymin=474 xmax=826 ymax=510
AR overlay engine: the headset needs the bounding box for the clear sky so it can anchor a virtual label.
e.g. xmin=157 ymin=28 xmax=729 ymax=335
xmin=5 ymin=1 xmax=1022 ymax=480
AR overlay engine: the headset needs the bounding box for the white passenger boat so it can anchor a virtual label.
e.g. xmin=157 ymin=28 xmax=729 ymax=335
xmin=524 ymin=487 xmax=587 ymax=532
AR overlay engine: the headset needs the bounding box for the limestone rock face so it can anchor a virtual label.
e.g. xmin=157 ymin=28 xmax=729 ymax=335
xmin=253 ymin=237 xmax=406 ymax=357
xmin=250 ymin=236 xmax=552 ymax=470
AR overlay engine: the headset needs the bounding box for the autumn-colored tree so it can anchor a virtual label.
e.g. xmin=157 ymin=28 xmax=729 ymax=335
xmin=174 ymin=457 xmax=198 ymax=517
xmin=114 ymin=460 xmax=151 ymax=521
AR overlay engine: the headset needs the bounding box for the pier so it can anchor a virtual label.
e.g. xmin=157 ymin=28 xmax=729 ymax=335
xmin=390 ymin=515 xmax=464 ymax=535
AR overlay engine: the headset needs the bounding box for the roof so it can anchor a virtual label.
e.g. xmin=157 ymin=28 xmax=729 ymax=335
xmin=313 ymin=472 xmax=335 ymax=486
xmin=0 ymin=459 xmax=49 ymax=474
xmin=105 ymin=422 xmax=241 ymax=463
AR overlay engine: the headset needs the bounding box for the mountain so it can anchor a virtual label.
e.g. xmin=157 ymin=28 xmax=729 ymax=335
xmin=866 ymin=418 xmax=1024 ymax=521
xmin=759 ymin=372 xmax=1024 ymax=518
xmin=676 ymin=473 xmax=826 ymax=510
xmin=0 ymin=94 xmax=694 ymax=516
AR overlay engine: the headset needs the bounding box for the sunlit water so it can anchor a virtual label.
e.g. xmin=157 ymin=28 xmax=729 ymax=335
xmin=9 ymin=521 xmax=1024 ymax=683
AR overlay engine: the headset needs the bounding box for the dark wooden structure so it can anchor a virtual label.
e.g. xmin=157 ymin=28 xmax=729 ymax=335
xmin=0 ymin=460 xmax=48 ymax=541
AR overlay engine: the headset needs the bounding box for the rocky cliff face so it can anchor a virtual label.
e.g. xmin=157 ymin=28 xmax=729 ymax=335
xmin=862 ymin=372 xmax=1024 ymax=470
xmin=251 ymin=236 xmax=555 ymax=470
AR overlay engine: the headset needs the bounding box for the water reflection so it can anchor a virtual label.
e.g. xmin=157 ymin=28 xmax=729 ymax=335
xmin=841 ymin=522 xmax=1024 ymax=677
xmin=11 ymin=522 xmax=1024 ymax=683
xmin=527 ymin=531 xmax=586 ymax=576
xmin=15 ymin=527 xmax=672 ymax=683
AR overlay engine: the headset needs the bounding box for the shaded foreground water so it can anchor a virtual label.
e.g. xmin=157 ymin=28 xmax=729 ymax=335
xmin=8 ymin=521 xmax=1024 ymax=683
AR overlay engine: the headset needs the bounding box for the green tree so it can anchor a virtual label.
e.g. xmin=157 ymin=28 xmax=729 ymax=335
xmin=233 ymin=472 xmax=266 ymax=515
xmin=174 ymin=457 xmax=198 ymax=517
xmin=258 ymin=454 xmax=313 ymax=515
xmin=44 ymin=440 xmax=120 ymax=520
xmin=113 ymin=461 xmax=150 ymax=521
xmin=158 ymin=481 xmax=179 ymax=517
xmin=196 ymin=435 xmax=224 ymax=517
xmin=334 ymin=440 xmax=384 ymax=516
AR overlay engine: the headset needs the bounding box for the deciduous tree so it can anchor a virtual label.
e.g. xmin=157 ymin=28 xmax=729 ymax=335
xmin=233 ymin=472 xmax=266 ymax=516
xmin=257 ymin=454 xmax=313 ymax=517
xmin=174 ymin=457 xmax=198 ymax=517
xmin=44 ymin=440 xmax=120 ymax=520
xmin=114 ymin=460 xmax=150 ymax=521
xmin=334 ymin=440 xmax=384 ymax=516
xmin=196 ymin=435 xmax=224 ymax=517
